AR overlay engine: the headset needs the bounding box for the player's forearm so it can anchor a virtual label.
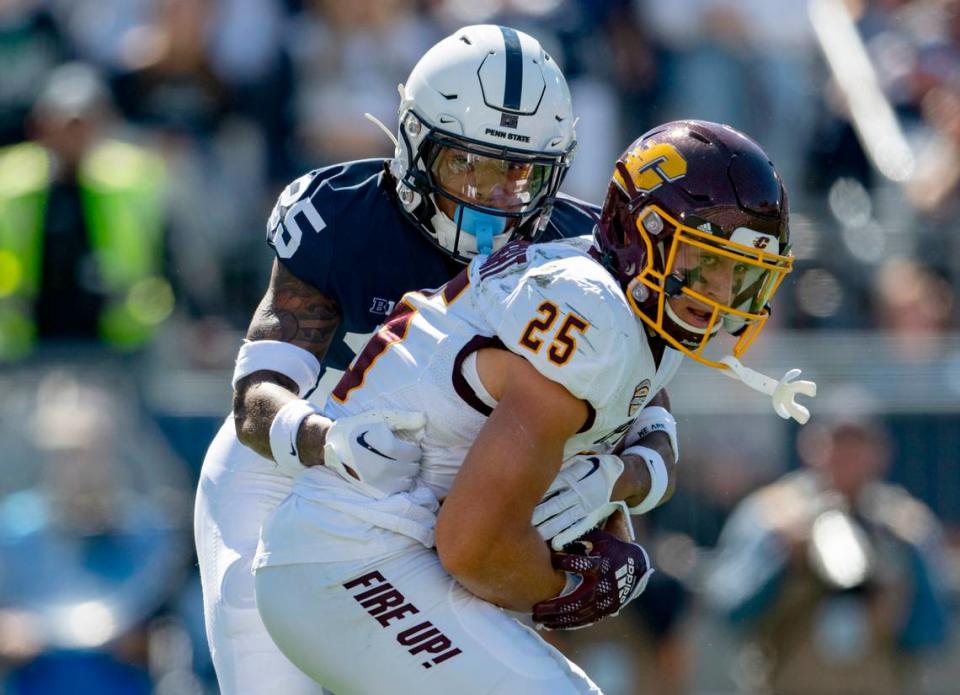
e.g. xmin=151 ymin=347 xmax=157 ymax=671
xmin=233 ymin=374 xmax=330 ymax=466
xmin=440 ymin=526 xmax=566 ymax=611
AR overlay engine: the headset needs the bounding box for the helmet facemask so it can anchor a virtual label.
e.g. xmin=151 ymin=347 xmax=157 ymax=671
xmin=624 ymin=205 xmax=793 ymax=367
xmin=395 ymin=110 xmax=571 ymax=263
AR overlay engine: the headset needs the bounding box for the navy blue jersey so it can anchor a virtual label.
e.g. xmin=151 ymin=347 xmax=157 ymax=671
xmin=266 ymin=158 xmax=598 ymax=374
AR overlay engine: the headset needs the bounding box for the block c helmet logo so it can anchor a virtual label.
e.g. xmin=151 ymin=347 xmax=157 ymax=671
xmin=613 ymin=143 xmax=687 ymax=194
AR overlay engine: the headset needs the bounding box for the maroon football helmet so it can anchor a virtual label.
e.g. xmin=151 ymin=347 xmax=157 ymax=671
xmin=595 ymin=120 xmax=793 ymax=368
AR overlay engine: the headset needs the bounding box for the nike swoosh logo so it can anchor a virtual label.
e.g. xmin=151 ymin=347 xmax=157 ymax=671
xmin=356 ymin=431 xmax=396 ymax=460
xmin=578 ymin=457 xmax=601 ymax=482
xmin=439 ymin=116 xmax=455 ymax=124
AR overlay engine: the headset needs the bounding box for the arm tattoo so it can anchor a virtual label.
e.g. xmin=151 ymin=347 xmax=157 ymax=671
xmin=246 ymin=261 xmax=341 ymax=359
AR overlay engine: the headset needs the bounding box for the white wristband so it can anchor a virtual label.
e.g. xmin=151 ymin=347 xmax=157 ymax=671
xmin=268 ymin=399 xmax=321 ymax=476
xmin=233 ymin=340 xmax=322 ymax=396
xmin=622 ymin=445 xmax=669 ymax=515
xmin=631 ymin=406 xmax=679 ymax=461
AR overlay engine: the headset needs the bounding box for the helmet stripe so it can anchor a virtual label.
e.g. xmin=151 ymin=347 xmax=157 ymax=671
xmin=499 ymin=26 xmax=523 ymax=111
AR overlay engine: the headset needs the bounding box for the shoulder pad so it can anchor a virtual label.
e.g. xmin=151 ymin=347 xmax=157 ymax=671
xmin=266 ymin=170 xmax=328 ymax=259
xmin=265 ymin=160 xmax=390 ymax=292
xmin=474 ymin=245 xmax=638 ymax=408
xmin=266 ymin=160 xmax=386 ymax=259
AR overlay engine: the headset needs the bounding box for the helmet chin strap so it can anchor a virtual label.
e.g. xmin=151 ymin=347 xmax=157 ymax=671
xmin=719 ymin=355 xmax=817 ymax=425
xmin=363 ymin=112 xmax=398 ymax=147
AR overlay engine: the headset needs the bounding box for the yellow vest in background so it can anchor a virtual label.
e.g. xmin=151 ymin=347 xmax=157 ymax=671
xmin=0 ymin=139 xmax=171 ymax=360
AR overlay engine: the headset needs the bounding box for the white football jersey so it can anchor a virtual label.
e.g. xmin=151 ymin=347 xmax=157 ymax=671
xmin=298 ymin=238 xmax=682 ymax=502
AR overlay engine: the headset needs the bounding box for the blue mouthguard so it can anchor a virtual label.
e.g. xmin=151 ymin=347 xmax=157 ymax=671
xmin=455 ymin=206 xmax=506 ymax=255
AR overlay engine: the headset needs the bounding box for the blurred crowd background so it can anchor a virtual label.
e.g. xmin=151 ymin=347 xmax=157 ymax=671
xmin=1 ymin=0 xmax=959 ymax=693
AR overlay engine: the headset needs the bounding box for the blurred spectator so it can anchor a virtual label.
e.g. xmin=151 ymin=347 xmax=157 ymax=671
xmin=0 ymin=62 xmax=171 ymax=361
xmin=286 ymin=0 xmax=439 ymax=165
xmin=110 ymin=0 xmax=293 ymax=180
xmin=557 ymin=0 xmax=657 ymax=202
xmin=641 ymin=0 xmax=816 ymax=193
xmin=0 ymin=0 xmax=70 ymax=145
xmin=0 ymin=369 xmax=192 ymax=692
xmin=905 ymin=0 xmax=960 ymax=232
xmin=103 ymin=0 xmax=297 ymax=333
xmin=111 ymin=0 xmax=227 ymax=136
xmin=872 ymin=258 xmax=955 ymax=357
xmin=704 ymin=416 xmax=950 ymax=695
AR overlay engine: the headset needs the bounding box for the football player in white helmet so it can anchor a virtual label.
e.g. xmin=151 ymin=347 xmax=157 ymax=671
xmin=389 ymin=24 xmax=576 ymax=261
xmin=195 ymin=25 xmax=600 ymax=695
xmin=250 ymin=121 xmax=814 ymax=693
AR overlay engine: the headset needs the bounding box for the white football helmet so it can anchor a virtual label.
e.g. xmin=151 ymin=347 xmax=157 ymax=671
xmin=390 ymin=25 xmax=577 ymax=262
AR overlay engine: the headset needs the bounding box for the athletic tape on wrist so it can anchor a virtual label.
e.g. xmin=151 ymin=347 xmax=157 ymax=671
xmin=269 ymin=399 xmax=321 ymax=476
xmin=233 ymin=340 xmax=322 ymax=396
xmin=622 ymin=445 xmax=669 ymax=515
xmin=631 ymin=406 xmax=679 ymax=461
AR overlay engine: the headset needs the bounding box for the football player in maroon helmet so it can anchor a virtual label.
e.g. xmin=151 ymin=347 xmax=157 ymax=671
xmin=595 ymin=120 xmax=794 ymax=369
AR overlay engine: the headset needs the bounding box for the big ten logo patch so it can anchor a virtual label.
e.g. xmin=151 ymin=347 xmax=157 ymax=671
xmin=614 ymin=142 xmax=687 ymax=194
xmin=369 ymin=297 xmax=396 ymax=315
xmin=629 ymin=379 xmax=651 ymax=416
xmin=344 ymin=571 xmax=462 ymax=669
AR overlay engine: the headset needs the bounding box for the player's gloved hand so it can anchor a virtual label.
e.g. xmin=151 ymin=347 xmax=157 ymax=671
xmin=532 ymin=454 xmax=625 ymax=549
xmin=532 ymin=527 xmax=653 ymax=631
xmin=323 ymin=410 xmax=426 ymax=499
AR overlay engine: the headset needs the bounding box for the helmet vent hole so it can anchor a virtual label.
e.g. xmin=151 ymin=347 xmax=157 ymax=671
xmin=688 ymin=131 xmax=710 ymax=144
xmin=459 ymin=35 xmax=472 ymax=45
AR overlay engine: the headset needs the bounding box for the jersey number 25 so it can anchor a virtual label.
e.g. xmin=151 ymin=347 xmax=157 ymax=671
xmin=519 ymin=301 xmax=589 ymax=366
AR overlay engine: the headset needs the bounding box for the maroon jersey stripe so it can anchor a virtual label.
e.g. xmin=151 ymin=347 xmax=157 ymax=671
xmin=442 ymin=269 xmax=470 ymax=305
xmin=332 ymin=299 xmax=416 ymax=403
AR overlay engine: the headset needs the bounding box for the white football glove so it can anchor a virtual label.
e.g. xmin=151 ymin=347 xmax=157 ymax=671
xmin=323 ymin=410 xmax=426 ymax=499
xmin=532 ymin=454 xmax=627 ymax=550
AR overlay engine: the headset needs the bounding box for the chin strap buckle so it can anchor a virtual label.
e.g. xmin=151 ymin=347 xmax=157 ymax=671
xmin=719 ymin=356 xmax=817 ymax=425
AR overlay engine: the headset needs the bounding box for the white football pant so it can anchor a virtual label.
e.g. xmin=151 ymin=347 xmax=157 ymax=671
xmin=254 ymin=528 xmax=602 ymax=693
xmin=194 ymin=418 xmax=328 ymax=695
